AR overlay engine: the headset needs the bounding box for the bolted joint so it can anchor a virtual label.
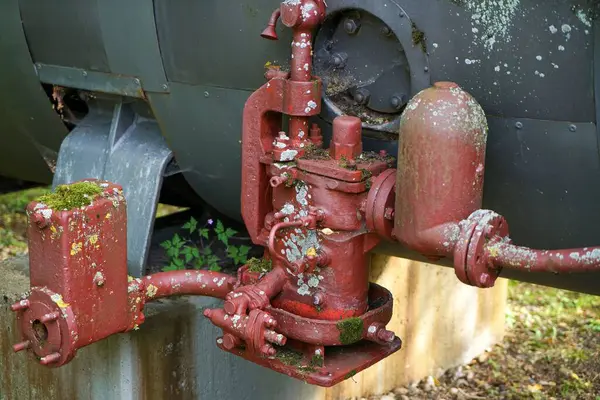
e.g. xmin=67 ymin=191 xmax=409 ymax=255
xmin=384 ymin=207 xmax=395 ymax=221
xmin=390 ymin=94 xmax=406 ymax=110
xmin=366 ymin=322 xmax=396 ymax=345
xmin=331 ymin=52 xmax=348 ymax=69
xmin=343 ymin=18 xmax=360 ymax=34
xmin=354 ymin=88 xmax=370 ymax=105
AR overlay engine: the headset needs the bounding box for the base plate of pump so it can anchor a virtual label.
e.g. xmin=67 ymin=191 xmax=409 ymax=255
xmin=217 ymin=337 xmax=402 ymax=386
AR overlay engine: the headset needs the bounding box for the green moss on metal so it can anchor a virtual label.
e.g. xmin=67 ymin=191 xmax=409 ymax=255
xmin=37 ymin=182 xmax=103 ymax=210
xmin=310 ymin=354 xmax=324 ymax=368
xmin=344 ymin=369 xmax=357 ymax=379
xmin=301 ymin=144 xmax=330 ymax=160
xmin=276 ymin=347 xmax=304 ymax=366
xmin=275 ymin=347 xmax=317 ymax=374
xmin=246 ymin=257 xmax=273 ymax=273
xmin=411 ymin=22 xmax=427 ymax=52
xmin=336 ymin=317 xmax=364 ymax=345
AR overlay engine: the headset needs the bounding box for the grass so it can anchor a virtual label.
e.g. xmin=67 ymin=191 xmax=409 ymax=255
xmin=0 ymin=186 xmax=49 ymax=259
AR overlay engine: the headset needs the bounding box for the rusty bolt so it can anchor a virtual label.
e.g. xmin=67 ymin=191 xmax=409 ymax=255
xmin=354 ymin=89 xmax=370 ymax=105
xmin=270 ymin=176 xmax=287 ymax=188
xmin=384 ymin=207 xmax=395 ymax=220
xmin=359 ymin=199 xmax=367 ymax=213
xmin=343 ymin=18 xmax=360 ymax=34
xmin=313 ymin=292 xmax=325 ymax=306
xmin=478 ymin=272 xmax=493 ymax=288
xmin=11 ymin=299 xmax=30 ymax=312
xmin=261 ymin=344 xmax=277 ymax=356
xmin=390 ymin=95 xmax=406 ymax=110
xmin=13 ymin=340 xmax=31 ymax=353
xmin=222 ymin=333 xmax=241 ymax=350
xmin=376 ymin=329 xmax=395 ymax=343
xmin=40 ymin=352 xmax=61 ymax=365
xmin=331 ymin=52 xmax=348 ymax=68
xmin=32 ymin=213 xmax=49 ymax=229
xmin=40 ymin=312 xmax=59 ymax=324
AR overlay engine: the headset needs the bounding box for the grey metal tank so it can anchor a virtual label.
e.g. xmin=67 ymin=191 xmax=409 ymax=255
xmin=1 ymin=0 xmax=599 ymax=293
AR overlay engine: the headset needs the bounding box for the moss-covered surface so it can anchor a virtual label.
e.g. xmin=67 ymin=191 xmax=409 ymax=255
xmin=336 ymin=317 xmax=364 ymax=345
xmin=301 ymin=144 xmax=330 ymax=160
xmin=411 ymin=21 xmax=427 ymax=52
xmin=344 ymin=369 xmax=357 ymax=380
xmin=246 ymin=257 xmax=273 ymax=273
xmin=37 ymin=182 xmax=103 ymax=210
xmin=310 ymin=353 xmax=324 ymax=368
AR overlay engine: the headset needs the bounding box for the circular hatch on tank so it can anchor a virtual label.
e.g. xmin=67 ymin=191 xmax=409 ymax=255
xmin=313 ymin=2 xmax=430 ymax=137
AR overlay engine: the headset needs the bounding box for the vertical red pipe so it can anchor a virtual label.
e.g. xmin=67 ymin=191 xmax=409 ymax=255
xmin=288 ymin=29 xmax=313 ymax=144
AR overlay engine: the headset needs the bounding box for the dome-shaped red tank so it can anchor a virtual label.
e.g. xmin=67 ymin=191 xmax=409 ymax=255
xmin=394 ymin=82 xmax=488 ymax=257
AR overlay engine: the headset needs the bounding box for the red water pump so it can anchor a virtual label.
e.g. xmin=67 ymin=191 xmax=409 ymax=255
xmin=10 ymin=0 xmax=600 ymax=387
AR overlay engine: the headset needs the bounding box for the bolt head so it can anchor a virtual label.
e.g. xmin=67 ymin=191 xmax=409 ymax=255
xmin=569 ymin=124 xmax=577 ymax=132
xmin=354 ymin=89 xmax=370 ymax=105
xmin=381 ymin=26 xmax=392 ymax=36
xmin=390 ymin=95 xmax=406 ymax=110
xmin=344 ymin=18 xmax=359 ymax=34
xmin=384 ymin=207 xmax=395 ymax=220
xmin=515 ymin=121 xmax=523 ymax=129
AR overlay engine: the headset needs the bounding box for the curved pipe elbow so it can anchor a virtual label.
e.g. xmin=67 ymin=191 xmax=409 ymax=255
xmin=143 ymin=270 xmax=236 ymax=301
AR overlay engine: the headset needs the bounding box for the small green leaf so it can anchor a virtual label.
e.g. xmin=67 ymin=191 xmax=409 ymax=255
xmin=215 ymin=220 xmax=225 ymax=234
xmin=191 ymin=247 xmax=200 ymax=258
xmin=209 ymin=265 xmax=222 ymax=272
xmin=160 ymin=240 xmax=172 ymax=249
xmin=202 ymin=247 xmax=213 ymax=256
xmin=225 ymin=228 xmax=237 ymax=238
xmin=162 ymin=264 xmax=178 ymax=272
xmin=183 ymin=217 xmax=198 ymax=234
xmin=199 ymin=228 xmax=209 ymax=240
xmin=166 ymin=247 xmax=179 ymax=259
xmin=173 ymin=258 xmax=185 ymax=269
xmin=185 ymin=253 xmax=193 ymax=263
xmin=239 ymin=245 xmax=250 ymax=256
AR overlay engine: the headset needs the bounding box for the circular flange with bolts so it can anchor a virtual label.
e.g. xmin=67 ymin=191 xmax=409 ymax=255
xmin=453 ymin=210 xmax=509 ymax=288
xmin=365 ymin=169 xmax=396 ymax=240
xmin=12 ymin=287 xmax=78 ymax=366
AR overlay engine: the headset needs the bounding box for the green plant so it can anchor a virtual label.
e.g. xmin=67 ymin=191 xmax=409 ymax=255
xmin=161 ymin=217 xmax=250 ymax=272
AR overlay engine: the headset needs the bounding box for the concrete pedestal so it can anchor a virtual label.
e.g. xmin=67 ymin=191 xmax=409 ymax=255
xmin=0 ymin=255 xmax=507 ymax=400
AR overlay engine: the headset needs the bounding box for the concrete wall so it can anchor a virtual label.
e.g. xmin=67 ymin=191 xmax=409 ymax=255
xmin=0 ymin=255 xmax=507 ymax=400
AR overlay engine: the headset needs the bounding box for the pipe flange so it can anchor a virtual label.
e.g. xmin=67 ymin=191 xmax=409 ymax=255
xmin=13 ymin=287 xmax=78 ymax=366
xmin=365 ymin=169 xmax=396 ymax=240
xmin=454 ymin=210 xmax=509 ymax=288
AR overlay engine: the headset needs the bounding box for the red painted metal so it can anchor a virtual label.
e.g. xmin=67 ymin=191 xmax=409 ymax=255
xmin=14 ymin=7 xmax=600 ymax=387
xmin=11 ymin=180 xmax=131 ymax=366
xmin=329 ymin=116 xmax=363 ymax=161
xmin=394 ymin=81 xmax=487 ymax=258
xmin=142 ymin=270 xmax=236 ymax=301
xmin=201 ymin=0 xmax=401 ymax=385
xmin=387 ymin=81 xmax=600 ymax=288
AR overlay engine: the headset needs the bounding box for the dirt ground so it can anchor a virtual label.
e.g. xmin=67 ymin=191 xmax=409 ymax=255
xmin=1 ymin=188 xmax=599 ymax=399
